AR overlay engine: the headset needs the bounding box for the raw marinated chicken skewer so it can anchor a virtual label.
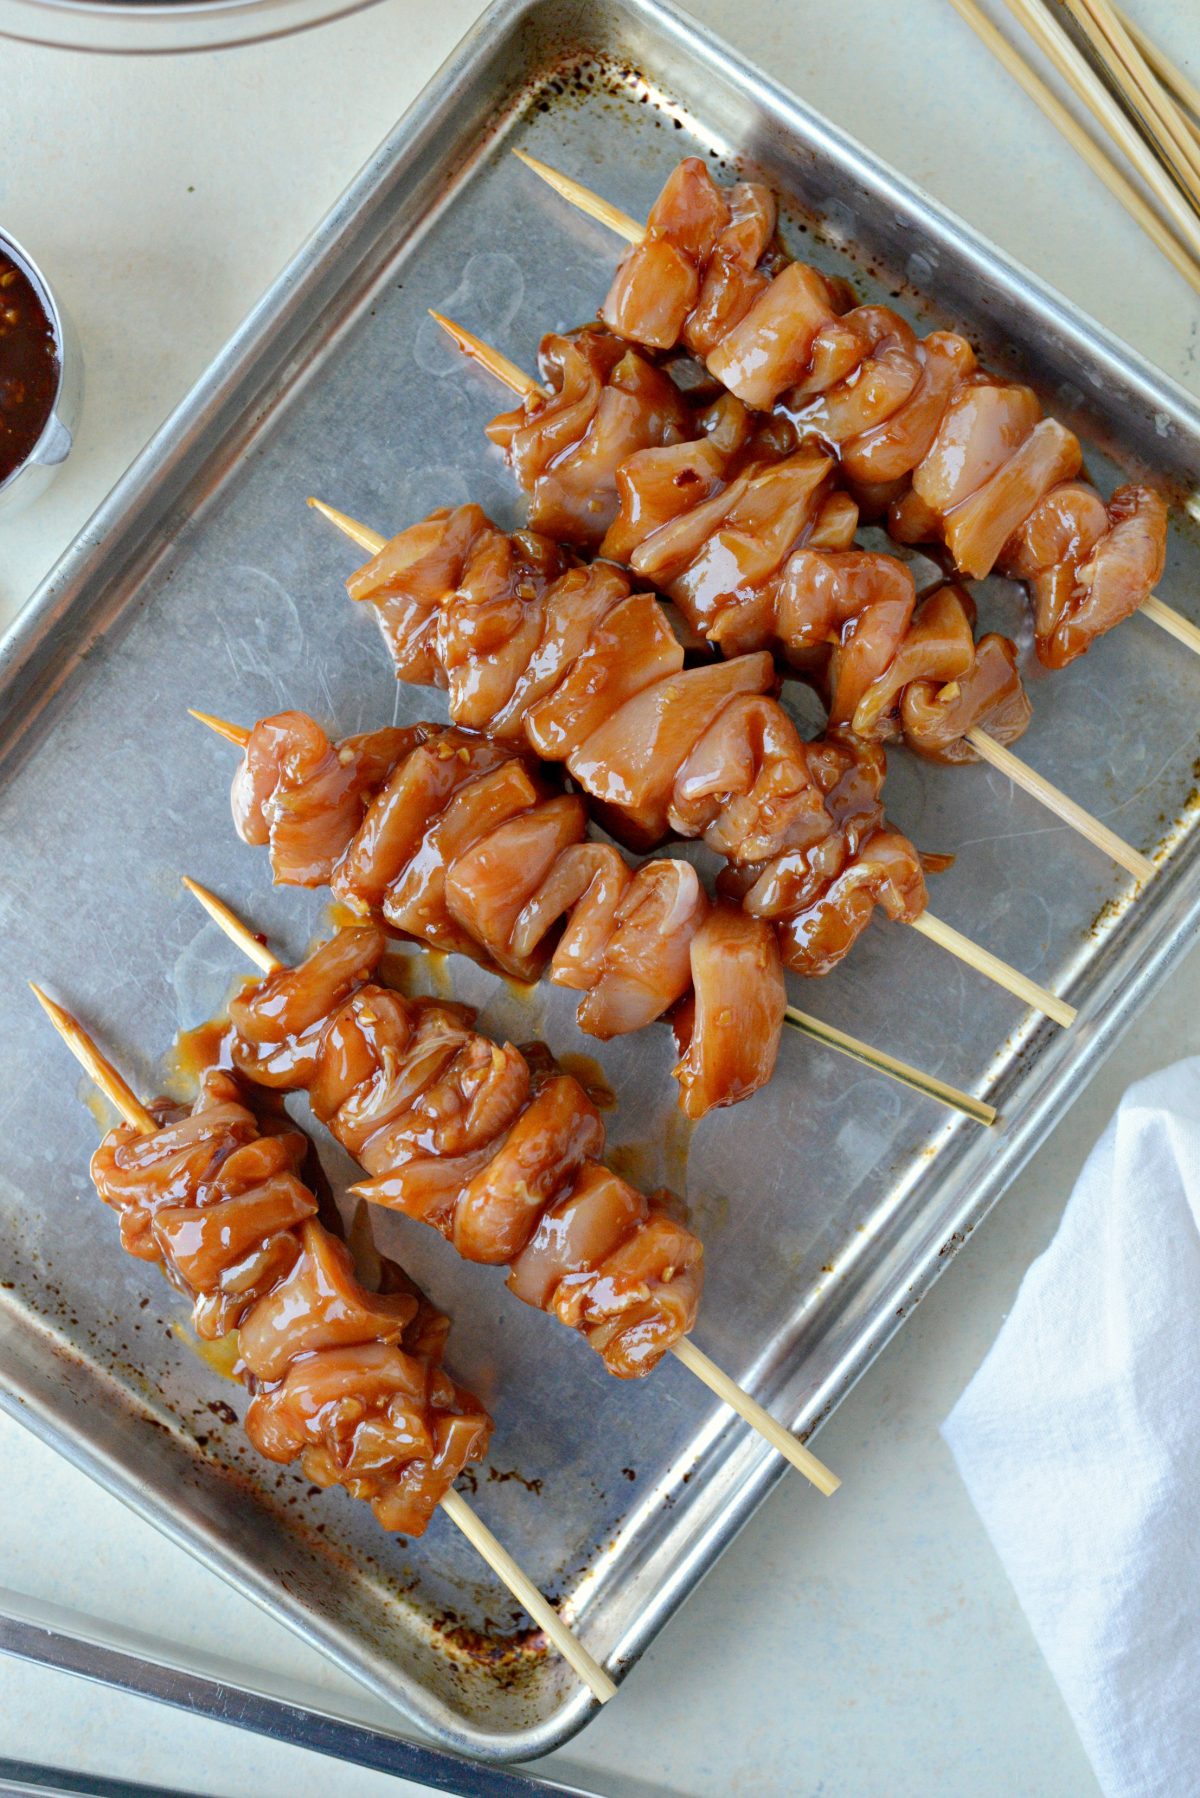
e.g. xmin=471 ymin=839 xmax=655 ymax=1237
xmin=440 ymin=311 xmax=1034 ymax=750
xmin=305 ymin=495 xmax=1076 ymax=1028
xmin=180 ymin=877 xmax=842 ymax=1494
xmin=511 ymin=151 xmax=1192 ymax=662
xmin=29 ymin=985 xmax=617 ymax=1704
xmin=429 ymin=311 xmax=1154 ymax=885
xmin=189 ymin=706 xmax=996 ymax=1126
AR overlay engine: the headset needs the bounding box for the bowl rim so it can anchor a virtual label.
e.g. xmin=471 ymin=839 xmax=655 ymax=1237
xmin=0 ymin=0 xmax=381 ymax=51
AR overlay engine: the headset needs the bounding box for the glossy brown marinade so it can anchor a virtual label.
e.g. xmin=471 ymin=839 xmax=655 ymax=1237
xmin=231 ymin=711 xmax=784 ymax=1117
xmin=226 ymin=926 xmax=705 ymax=1378
xmin=342 ymin=508 xmax=930 ymax=970
xmin=591 ymin=157 xmax=1167 ymax=667
xmin=0 ymin=255 xmax=58 ymax=486
xmin=486 ymin=325 xmax=694 ymax=547
xmin=90 ymin=1068 xmax=491 ymax=1535
xmin=482 ymin=364 xmax=1031 ymax=758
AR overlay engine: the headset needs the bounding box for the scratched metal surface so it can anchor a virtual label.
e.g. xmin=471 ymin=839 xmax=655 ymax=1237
xmin=1 ymin=0 xmax=1199 ymax=1763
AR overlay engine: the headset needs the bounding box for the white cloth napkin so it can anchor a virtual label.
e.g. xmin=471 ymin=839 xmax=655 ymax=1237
xmin=942 ymin=1057 xmax=1200 ymax=1798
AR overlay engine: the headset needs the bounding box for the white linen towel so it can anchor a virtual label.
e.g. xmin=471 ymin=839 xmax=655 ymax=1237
xmin=942 ymin=1057 xmax=1200 ymax=1798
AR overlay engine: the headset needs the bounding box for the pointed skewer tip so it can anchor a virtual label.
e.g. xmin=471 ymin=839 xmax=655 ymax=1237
xmin=187 ymin=708 xmax=251 ymax=750
xmin=181 ymin=876 xmax=283 ymax=976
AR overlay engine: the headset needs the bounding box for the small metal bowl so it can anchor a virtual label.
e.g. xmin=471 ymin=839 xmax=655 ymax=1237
xmin=0 ymin=229 xmax=81 ymax=518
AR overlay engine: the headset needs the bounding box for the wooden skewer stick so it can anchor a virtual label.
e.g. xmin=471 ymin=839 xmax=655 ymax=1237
xmin=908 ymin=913 xmax=1075 ymax=1029
xmin=29 ymin=985 xmax=159 ymax=1135
xmin=964 ymin=0 xmax=1200 ymax=294
xmin=1000 ymin=0 xmax=1200 ymax=266
xmin=512 ymin=149 xmax=643 ymax=243
xmin=512 ymin=134 xmax=1200 ymax=652
xmin=189 ymin=707 xmax=996 ymax=1126
xmin=187 ymin=708 xmax=256 ymax=750
xmin=428 ymin=310 xmax=543 ymax=400
xmin=964 ymin=728 xmax=1153 ymax=882
xmin=1115 ymin=7 xmax=1200 ymax=131
xmin=1062 ymin=0 xmax=1200 ymax=204
xmin=778 ymin=1004 xmax=996 ymax=1125
xmin=31 ymin=980 xmax=617 ymax=1705
xmin=1140 ymin=595 xmax=1200 ymax=655
xmin=182 ymin=875 xmax=841 ymax=1495
xmin=308 ymin=494 xmax=1078 ymax=1028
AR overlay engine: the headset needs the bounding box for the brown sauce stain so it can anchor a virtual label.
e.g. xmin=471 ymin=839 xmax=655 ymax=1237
xmin=169 ymin=1321 xmax=243 ymax=1383
xmin=431 ymin=1615 xmax=547 ymax=1683
xmin=424 ymin=948 xmax=454 ymax=999
xmin=555 ymin=1051 xmax=616 ymax=1110
xmin=609 ymin=1106 xmax=693 ymax=1195
xmin=486 ymin=1465 xmax=544 ymax=1496
xmin=380 ymin=948 xmax=417 ymax=995
xmin=166 ymin=1016 xmax=234 ymax=1092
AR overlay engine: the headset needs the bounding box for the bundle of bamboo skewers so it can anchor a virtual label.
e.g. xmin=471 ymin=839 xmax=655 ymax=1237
xmin=950 ymin=0 xmax=1200 ymax=301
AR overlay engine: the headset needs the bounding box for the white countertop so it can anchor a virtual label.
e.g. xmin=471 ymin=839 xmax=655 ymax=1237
xmin=2 ymin=3 xmax=1197 ymax=1792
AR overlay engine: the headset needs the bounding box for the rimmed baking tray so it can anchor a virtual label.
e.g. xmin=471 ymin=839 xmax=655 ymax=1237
xmin=1 ymin=0 xmax=1198 ymax=1763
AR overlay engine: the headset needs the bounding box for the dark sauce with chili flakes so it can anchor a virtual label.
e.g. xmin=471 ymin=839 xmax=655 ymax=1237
xmin=0 ymin=255 xmax=59 ymax=486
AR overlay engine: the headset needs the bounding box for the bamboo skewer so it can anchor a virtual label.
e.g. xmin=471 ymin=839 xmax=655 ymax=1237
xmin=307 ymin=495 xmax=1077 ymax=1028
xmin=963 ymin=727 xmax=1153 ymax=881
xmin=30 ymin=980 xmax=618 ymax=1706
xmin=775 ymin=1003 xmax=996 ymax=1125
xmin=908 ymin=913 xmax=1074 ymax=1029
xmin=511 ymin=142 xmax=1200 ymax=649
xmin=420 ymin=315 xmax=1152 ymax=890
xmin=1115 ymin=8 xmax=1200 ymax=131
xmin=1062 ymin=0 xmax=1200 ymax=205
xmin=949 ymin=0 xmax=1200 ymax=296
xmin=1141 ymin=595 xmax=1200 ymax=655
xmin=188 ymin=707 xmax=996 ymax=1126
xmin=1000 ymin=0 xmax=1200 ymax=266
xmin=512 ymin=150 xmax=642 ymax=242
xmin=180 ymin=875 xmax=842 ymax=1496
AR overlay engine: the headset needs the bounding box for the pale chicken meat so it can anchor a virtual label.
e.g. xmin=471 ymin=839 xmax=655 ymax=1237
xmin=718 ymin=728 xmax=929 ymax=975
xmin=582 ymin=158 xmax=1170 ymax=661
xmin=340 ymin=508 xmax=940 ymax=976
xmin=999 ymin=481 xmax=1168 ymax=668
xmin=672 ymin=904 xmax=786 ymax=1120
xmin=90 ymin=1068 xmax=491 ymax=1535
xmin=226 ymin=712 xmax=787 ymax=1115
xmin=601 ymin=158 xmax=777 ymax=356
xmin=485 ymin=327 xmax=693 ymax=548
xmin=228 ymin=927 xmax=705 ymax=1378
xmin=603 ymin=432 xmax=1030 ymax=762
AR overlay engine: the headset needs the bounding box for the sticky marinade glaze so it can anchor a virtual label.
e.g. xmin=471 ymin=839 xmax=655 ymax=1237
xmin=230 ymin=712 xmax=783 ymax=1118
xmin=509 ymin=157 xmax=1168 ymax=669
xmin=90 ymin=1069 xmax=491 ymax=1534
xmin=336 ymin=508 xmax=932 ymax=963
xmin=224 ymin=924 xmax=705 ymax=1378
xmin=489 ymin=365 xmax=1031 ymax=761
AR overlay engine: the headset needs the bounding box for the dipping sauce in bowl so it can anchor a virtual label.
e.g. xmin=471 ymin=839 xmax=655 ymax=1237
xmin=0 ymin=252 xmax=60 ymax=488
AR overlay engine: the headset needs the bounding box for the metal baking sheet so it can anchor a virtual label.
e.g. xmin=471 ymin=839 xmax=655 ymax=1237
xmin=2 ymin=0 xmax=1198 ymax=1764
